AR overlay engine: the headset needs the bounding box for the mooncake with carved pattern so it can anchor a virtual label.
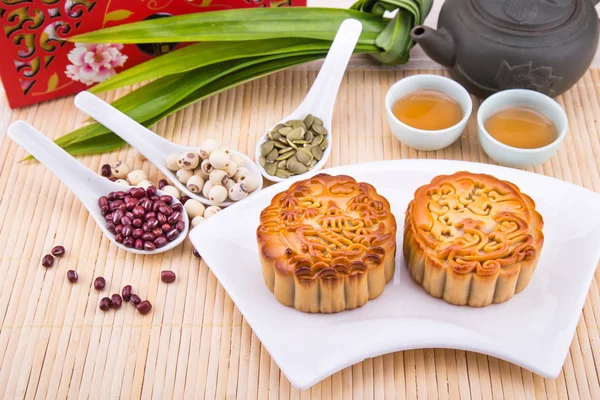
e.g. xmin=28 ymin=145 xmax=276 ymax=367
xmin=404 ymin=171 xmax=544 ymax=307
xmin=257 ymin=174 xmax=397 ymax=313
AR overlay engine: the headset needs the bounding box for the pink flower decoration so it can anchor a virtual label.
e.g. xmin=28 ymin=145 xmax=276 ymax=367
xmin=64 ymin=43 xmax=127 ymax=86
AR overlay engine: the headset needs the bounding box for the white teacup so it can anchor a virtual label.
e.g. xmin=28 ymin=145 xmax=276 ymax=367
xmin=385 ymin=74 xmax=473 ymax=151
xmin=477 ymin=89 xmax=568 ymax=168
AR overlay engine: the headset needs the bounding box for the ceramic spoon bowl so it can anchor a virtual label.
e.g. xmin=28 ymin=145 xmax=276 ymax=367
xmin=7 ymin=121 xmax=189 ymax=255
xmin=74 ymin=92 xmax=263 ymax=207
xmin=255 ymin=18 xmax=363 ymax=183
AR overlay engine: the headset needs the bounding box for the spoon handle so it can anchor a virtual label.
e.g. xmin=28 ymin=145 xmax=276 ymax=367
xmin=74 ymin=92 xmax=184 ymax=163
xmin=296 ymin=19 xmax=362 ymax=123
xmin=7 ymin=120 xmax=110 ymax=211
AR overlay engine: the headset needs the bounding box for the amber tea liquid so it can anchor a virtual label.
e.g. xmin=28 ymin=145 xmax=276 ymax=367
xmin=392 ymin=90 xmax=463 ymax=130
xmin=484 ymin=107 xmax=557 ymax=149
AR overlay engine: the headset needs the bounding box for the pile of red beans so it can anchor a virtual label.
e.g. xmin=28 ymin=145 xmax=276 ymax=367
xmin=99 ymin=186 xmax=185 ymax=251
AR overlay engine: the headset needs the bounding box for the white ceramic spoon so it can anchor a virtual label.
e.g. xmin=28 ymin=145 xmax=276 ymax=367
xmin=74 ymin=91 xmax=263 ymax=206
xmin=7 ymin=120 xmax=189 ymax=255
xmin=255 ymin=18 xmax=363 ymax=183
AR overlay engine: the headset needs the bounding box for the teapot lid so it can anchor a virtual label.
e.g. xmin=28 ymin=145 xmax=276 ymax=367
xmin=472 ymin=0 xmax=577 ymax=31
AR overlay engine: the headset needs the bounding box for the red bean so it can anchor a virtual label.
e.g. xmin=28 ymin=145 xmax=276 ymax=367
xmin=158 ymin=179 xmax=168 ymax=189
xmin=180 ymin=196 xmax=190 ymax=205
xmin=136 ymin=300 xmax=152 ymax=315
xmin=112 ymin=210 xmax=124 ymax=225
xmin=111 ymin=294 xmax=123 ymax=309
xmin=161 ymin=223 xmax=171 ymax=233
xmin=172 ymin=203 xmax=183 ymax=213
xmin=110 ymin=200 xmax=123 ymax=211
xmin=122 ymin=225 xmax=132 ymax=237
xmin=115 ymin=191 xmax=126 ymax=199
xmin=42 ymin=254 xmax=54 ymax=267
xmin=108 ymin=192 xmax=116 ymax=201
xmin=132 ymin=218 xmax=143 ymax=228
xmin=51 ymin=245 xmax=66 ymax=257
xmin=101 ymin=205 xmax=110 ymax=216
xmin=132 ymin=229 xmax=143 ymax=239
xmin=126 ymin=198 xmax=138 ymax=210
xmin=131 ymin=187 xmax=146 ymax=199
xmin=167 ymin=212 xmax=181 ymax=224
xmin=106 ymin=222 xmax=117 ymax=235
xmin=67 ymin=270 xmax=78 ymax=283
xmin=98 ymin=196 xmax=109 ymax=208
xmin=159 ymin=195 xmax=173 ymax=204
xmin=143 ymin=241 xmax=156 ymax=251
xmin=121 ymin=216 xmax=133 ymax=226
xmin=134 ymin=239 xmax=144 ymax=250
xmin=130 ymin=294 xmax=142 ymax=306
xmin=154 ymin=237 xmax=168 ymax=248
xmin=99 ymin=297 xmax=112 ymax=311
xmin=115 ymin=224 xmax=124 ymax=234
xmin=132 ymin=206 xmax=145 ymax=218
xmin=152 ymin=202 xmax=163 ymax=213
xmin=152 ymin=227 xmax=164 ymax=237
xmin=144 ymin=212 xmax=156 ymax=221
xmin=122 ymin=285 xmax=132 ymax=302
xmin=140 ymin=199 xmax=153 ymax=212
xmin=142 ymin=222 xmax=151 ymax=232
xmin=125 ymin=211 xmax=134 ymax=220
xmin=166 ymin=229 xmax=180 ymax=242
xmin=161 ymin=270 xmax=176 ymax=283
xmin=157 ymin=213 xmax=167 ymax=224
xmin=159 ymin=205 xmax=173 ymax=216
xmin=147 ymin=218 xmax=159 ymax=229
xmin=141 ymin=232 xmax=156 ymax=242
xmin=101 ymin=164 xmax=112 ymax=177
xmin=123 ymin=237 xmax=135 ymax=248
xmin=175 ymin=221 xmax=185 ymax=231
xmin=115 ymin=233 xmax=124 ymax=243
xmin=147 ymin=186 xmax=157 ymax=196
xmin=94 ymin=277 xmax=106 ymax=290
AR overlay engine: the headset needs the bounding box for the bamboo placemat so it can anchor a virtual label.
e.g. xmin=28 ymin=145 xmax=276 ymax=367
xmin=1 ymin=68 xmax=600 ymax=399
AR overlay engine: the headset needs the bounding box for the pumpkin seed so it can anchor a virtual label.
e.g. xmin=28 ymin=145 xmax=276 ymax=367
xmin=289 ymin=161 xmax=308 ymax=174
xmin=320 ymin=138 xmax=329 ymax=150
xmin=284 ymin=120 xmax=295 ymax=127
xmin=313 ymin=117 xmax=323 ymax=126
xmin=287 ymin=139 xmax=298 ymax=150
xmin=278 ymin=160 xmax=287 ymax=169
xmin=279 ymin=127 xmax=293 ymax=136
xmin=294 ymin=140 xmax=310 ymax=144
xmin=259 ymin=156 xmax=267 ymax=167
xmin=278 ymin=137 xmax=288 ymax=144
xmin=276 ymin=151 xmax=294 ymax=161
xmin=274 ymin=123 xmax=285 ymax=130
xmin=304 ymin=114 xmax=314 ymax=128
xmin=292 ymin=120 xmax=306 ymax=130
xmin=268 ymin=131 xmax=281 ymax=141
xmin=311 ymin=135 xmax=323 ymax=145
xmin=261 ymin=141 xmax=274 ymax=157
xmin=286 ymin=155 xmax=298 ymax=170
xmin=275 ymin=169 xmax=290 ymax=178
xmin=310 ymin=159 xmax=318 ymax=167
xmin=273 ymin=141 xmax=287 ymax=149
xmin=312 ymin=124 xmax=327 ymax=135
xmin=266 ymin=148 xmax=279 ymax=162
xmin=286 ymin=127 xmax=305 ymax=141
xmin=296 ymin=148 xmax=313 ymax=165
xmin=311 ymin=145 xmax=323 ymax=160
xmin=265 ymin=163 xmax=277 ymax=176
xmin=279 ymin=146 xmax=294 ymax=153
xmin=304 ymin=130 xmax=314 ymax=142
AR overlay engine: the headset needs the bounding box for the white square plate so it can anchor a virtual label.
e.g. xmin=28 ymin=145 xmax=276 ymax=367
xmin=189 ymin=160 xmax=600 ymax=390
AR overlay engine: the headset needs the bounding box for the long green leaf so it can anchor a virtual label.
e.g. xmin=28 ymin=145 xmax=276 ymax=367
xmin=90 ymin=38 xmax=377 ymax=93
xmin=70 ymin=8 xmax=387 ymax=44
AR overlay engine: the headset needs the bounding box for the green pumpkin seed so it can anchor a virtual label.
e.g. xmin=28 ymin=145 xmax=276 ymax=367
xmin=261 ymin=141 xmax=274 ymax=157
xmin=276 ymin=151 xmax=295 ymax=161
xmin=284 ymin=120 xmax=294 ymax=127
xmin=279 ymin=146 xmax=294 ymax=153
xmin=273 ymin=141 xmax=287 ymax=149
xmin=304 ymin=130 xmax=314 ymax=142
xmin=294 ymin=140 xmax=310 ymax=144
xmin=274 ymin=123 xmax=285 ymax=130
xmin=296 ymin=148 xmax=313 ymax=165
xmin=311 ymin=135 xmax=323 ymax=145
xmin=292 ymin=120 xmax=306 ymax=130
xmin=278 ymin=137 xmax=288 ymax=144
xmin=289 ymin=161 xmax=308 ymax=174
xmin=286 ymin=127 xmax=305 ymax=141
xmin=259 ymin=156 xmax=267 ymax=167
xmin=286 ymin=155 xmax=298 ymax=170
xmin=265 ymin=163 xmax=277 ymax=176
xmin=266 ymin=148 xmax=279 ymax=162
xmin=279 ymin=127 xmax=293 ymax=136
xmin=268 ymin=131 xmax=281 ymax=141
xmin=278 ymin=160 xmax=287 ymax=169
xmin=313 ymin=117 xmax=323 ymax=126
xmin=304 ymin=114 xmax=314 ymax=128
xmin=311 ymin=145 xmax=323 ymax=160
xmin=310 ymin=159 xmax=318 ymax=167
xmin=312 ymin=124 xmax=327 ymax=135
xmin=275 ymin=169 xmax=291 ymax=178
xmin=287 ymin=139 xmax=298 ymax=150
xmin=320 ymin=138 xmax=329 ymax=150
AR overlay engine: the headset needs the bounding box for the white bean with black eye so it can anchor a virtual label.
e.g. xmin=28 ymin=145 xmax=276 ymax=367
xmin=242 ymin=174 xmax=260 ymax=192
xmin=111 ymin=161 xmax=131 ymax=179
xmin=184 ymin=199 xmax=206 ymax=219
xmin=191 ymin=216 xmax=206 ymax=228
xmin=228 ymin=182 xmax=248 ymax=201
xmin=204 ymin=205 xmax=221 ymax=218
xmin=198 ymin=138 xmax=219 ymax=160
xmin=202 ymin=181 xmax=214 ymax=198
xmin=209 ymin=149 xmax=230 ymax=169
xmin=166 ymin=153 xmax=180 ymax=171
xmin=209 ymin=170 xmax=229 ymax=186
xmin=208 ymin=185 xmax=228 ymax=204
xmin=127 ymin=169 xmax=148 ymax=186
xmin=233 ymin=167 xmax=250 ymax=183
xmin=177 ymin=152 xmax=200 ymax=170
xmin=187 ymin=175 xmax=205 ymax=194
xmin=162 ymin=185 xmax=181 ymax=199
xmin=176 ymin=168 xmax=194 ymax=184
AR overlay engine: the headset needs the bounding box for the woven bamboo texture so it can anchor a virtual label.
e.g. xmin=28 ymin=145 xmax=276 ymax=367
xmin=0 ymin=68 xmax=599 ymax=399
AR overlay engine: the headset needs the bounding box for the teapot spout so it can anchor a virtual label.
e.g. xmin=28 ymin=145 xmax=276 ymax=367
xmin=411 ymin=26 xmax=456 ymax=68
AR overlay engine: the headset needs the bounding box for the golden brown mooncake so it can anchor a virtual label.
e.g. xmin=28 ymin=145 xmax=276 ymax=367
xmin=257 ymin=174 xmax=397 ymax=313
xmin=404 ymin=171 xmax=544 ymax=307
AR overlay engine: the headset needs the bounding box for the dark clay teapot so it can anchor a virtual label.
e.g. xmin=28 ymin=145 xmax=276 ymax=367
xmin=411 ymin=0 xmax=599 ymax=98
